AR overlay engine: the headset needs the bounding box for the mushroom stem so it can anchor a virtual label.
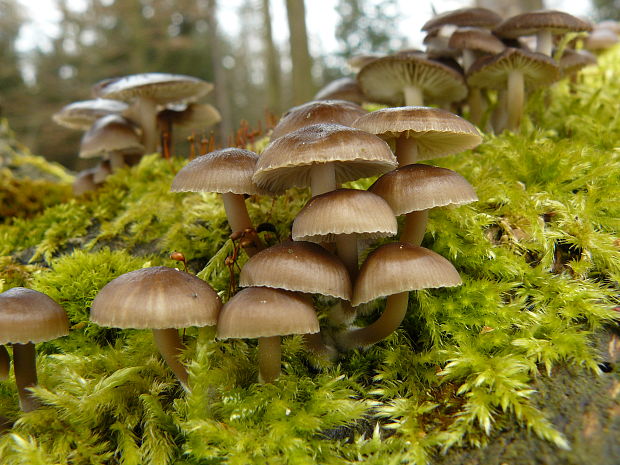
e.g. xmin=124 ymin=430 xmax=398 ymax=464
xmin=12 ymin=343 xmax=40 ymax=412
xmin=506 ymin=70 xmax=524 ymax=132
xmin=462 ymin=49 xmax=477 ymax=72
xmin=108 ymin=151 xmax=126 ymax=172
xmin=335 ymin=234 xmax=359 ymax=281
xmin=134 ymin=97 xmax=159 ymax=154
xmin=403 ymin=85 xmax=424 ymax=106
xmin=338 ymin=292 xmax=409 ymax=349
xmin=536 ymin=30 xmax=553 ymax=56
xmin=152 ymin=328 xmax=189 ymax=391
xmin=221 ymin=192 xmax=263 ymax=257
xmin=467 ymin=87 xmax=485 ymax=126
xmin=302 ymin=332 xmax=336 ymax=360
xmin=258 ymin=336 xmax=281 ymax=384
xmin=310 ymin=163 xmax=337 ymax=196
xmin=0 ymin=345 xmax=9 ymax=380
xmin=401 ymin=210 xmax=430 ymax=246
xmin=395 ymin=136 xmax=419 ymax=166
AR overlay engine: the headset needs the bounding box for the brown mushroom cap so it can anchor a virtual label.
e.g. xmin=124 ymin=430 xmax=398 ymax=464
xmin=467 ymin=47 xmax=560 ymax=90
xmin=494 ymin=10 xmax=592 ymax=39
xmin=422 ymin=7 xmax=503 ymax=32
xmin=0 ymin=288 xmax=69 ymax=344
xmin=292 ymin=188 xmax=397 ymax=243
xmin=79 ymin=114 xmax=144 ymax=159
xmin=253 ymin=123 xmax=397 ymax=194
xmin=93 ymin=73 xmax=213 ymax=105
xmin=271 ymin=100 xmax=367 ymax=140
xmin=216 ymin=287 xmax=319 ymax=339
xmin=171 ymin=147 xmax=268 ymax=195
xmin=352 ymin=106 xmax=482 ymax=162
xmin=90 ymin=266 xmax=221 ymax=329
xmin=559 ymin=49 xmax=597 ymax=76
xmin=357 ymin=52 xmax=468 ymax=106
xmin=368 ymin=164 xmax=478 ymax=215
xmin=314 ymin=77 xmax=367 ymax=104
xmin=352 ymin=242 xmax=462 ymax=306
xmin=52 ymin=99 xmax=129 ymax=130
xmin=239 ymin=241 xmax=352 ymax=300
xmin=448 ymin=27 xmax=506 ymax=55
xmin=157 ymin=103 xmax=221 ymax=129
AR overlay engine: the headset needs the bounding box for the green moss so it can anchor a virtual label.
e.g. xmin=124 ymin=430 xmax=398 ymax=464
xmin=0 ymin=47 xmax=619 ymax=464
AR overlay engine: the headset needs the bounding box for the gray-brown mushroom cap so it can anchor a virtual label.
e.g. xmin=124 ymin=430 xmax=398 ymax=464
xmin=171 ymin=147 xmax=268 ymax=195
xmin=314 ymin=77 xmax=367 ymax=104
xmin=352 ymin=242 xmax=462 ymax=306
xmin=90 ymin=266 xmax=221 ymax=329
xmin=292 ymin=188 xmax=397 ymax=243
xmin=369 ymin=164 xmax=478 ymax=215
xmin=52 ymin=99 xmax=129 ymax=130
xmin=216 ymin=287 xmax=319 ymax=339
xmin=494 ymin=10 xmax=592 ymax=38
xmin=357 ymin=53 xmax=468 ymax=106
xmin=352 ymin=106 xmax=482 ymax=161
xmin=253 ymin=123 xmax=397 ymax=194
xmin=270 ymin=100 xmax=367 ymax=140
xmin=93 ymin=73 xmax=213 ymax=105
xmin=467 ymin=47 xmax=560 ymax=90
xmin=239 ymin=241 xmax=352 ymax=300
xmin=0 ymin=288 xmax=69 ymax=344
xmin=448 ymin=27 xmax=506 ymax=55
xmin=79 ymin=114 xmax=144 ymax=159
xmin=422 ymin=7 xmax=503 ymax=32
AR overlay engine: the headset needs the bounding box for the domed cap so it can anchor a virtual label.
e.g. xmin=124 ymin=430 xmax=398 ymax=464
xmin=216 ymin=287 xmax=319 ymax=339
xmin=0 ymin=288 xmax=69 ymax=344
xmin=314 ymin=77 xmax=366 ymax=104
xmin=90 ymin=266 xmax=221 ymax=329
xmin=467 ymin=48 xmax=560 ymax=90
xmin=53 ymin=99 xmax=129 ymax=130
xmin=353 ymin=106 xmax=481 ymax=162
xmin=253 ymin=124 xmax=397 ymax=194
xmin=586 ymin=27 xmax=619 ymax=51
xmin=357 ymin=53 xmax=467 ymax=106
xmin=448 ymin=27 xmax=506 ymax=55
xmin=292 ymin=188 xmax=397 ymax=243
xmin=422 ymin=7 xmax=503 ymax=32
xmin=559 ymin=49 xmax=597 ymax=76
xmin=239 ymin=241 xmax=352 ymax=300
xmin=93 ymin=73 xmax=213 ymax=105
xmin=352 ymin=243 xmax=462 ymax=306
xmin=79 ymin=114 xmax=144 ymax=159
xmin=157 ymin=103 xmax=221 ymax=129
xmin=171 ymin=147 xmax=268 ymax=195
xmin=494 ymin=10 xmax=592 ymax=39
xmin=271 ymin=100 xmax=367 ymax=140
xmin=369 ymin=164 xmax=477 ymax=215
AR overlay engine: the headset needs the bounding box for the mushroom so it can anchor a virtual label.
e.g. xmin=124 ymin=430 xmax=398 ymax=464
xmin=352 ymin=106 xmax=481 ymax=167
xmin=90 ymin=266 xmax=221 ymax=390
xmin=52 ymin=98 xmax=129 ymax=131
xmin=0 ymin=287 xmax=70 ymax=412
xmin=171 ymin=147 xmax=268 ymax=257
xmin=422 ymin=7 xmax=503 ymax=34
xmin=314 ymin=77 xmax=367 ymax=104
xmin=369 ymin=164 xmax=478 ymax=245
xmin=253 ymin=123 xmax=397 ymax=197
xmin=270 ymin=100 xmax=367 ymax=140
xmin=93 ymin=73 xmax=213 ymax=153
xmin=0 ymin=345 xmax=9 ymax=380
xmin=216 ymin=287 xmax=319 ymax=383
xmin=336 ymin=242 xmax=461 ymax=350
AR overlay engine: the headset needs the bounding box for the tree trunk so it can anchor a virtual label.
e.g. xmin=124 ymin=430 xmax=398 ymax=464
xmin=285 ymin=0 xmax=315 ymax=105
xmin=261 ymin=0 xmax=282 ymax=114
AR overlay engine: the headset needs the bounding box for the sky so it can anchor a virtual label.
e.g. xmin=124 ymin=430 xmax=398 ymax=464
xmin=16 ymin=0 xmax=594 ymax=57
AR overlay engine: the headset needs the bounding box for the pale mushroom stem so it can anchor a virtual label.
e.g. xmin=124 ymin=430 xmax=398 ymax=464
xmin=258 ymin=336 xmax=281 ymax=384
xmin=221 ymin=192 xmax=264 ymax=257
xmin=310 ymin=163 xmax=337 ymax=196
xmin=338 ymin=292 xmax=409 ymax=349
xmin=506 ymin=70 xmax=525 ymax=132
xmin=468 ymin=88 xmax=485 ymax=126
xmin=462 ymin=49 xmax=477 ymax=72
xmin=403 ymin=85 xmax=424 ymax=106
xmin=491 ymin=90 xmax=509 ymax=134
xmin=0 ymin=345 xmax=9 ymax=380
xmin=302 ymin=333 xmax=336 ymax=360
xmin=134 ymin=97 xmax=159 ymax=154
xmin=335 ymin=234 xmax=359 ymax=281
xmin=152 ymin=328 xmax=189 ymax=391
xmin=395 ymin=136 xmax=419 ymax=166
xmin=536 ymin=30 xmax=553 ymax=56
xmin=108 ymin=151 xmax=126 ymax=172
xmin=12 ymin=343 xmax=40 ymax=412
xmin=401 ymin=210 xmax=430 ymax=246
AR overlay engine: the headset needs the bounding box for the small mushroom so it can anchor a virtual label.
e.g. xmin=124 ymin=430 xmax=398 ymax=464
xmin=216 ymin=287 xmax=319 ymax=383
xmin=90 ymin=266 xmax=221 ymax=390
xmin=0 ymin=287 xmax=70 ymax=412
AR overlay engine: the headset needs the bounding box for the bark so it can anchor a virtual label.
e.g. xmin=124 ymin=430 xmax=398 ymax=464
xmin=261 ymin=0 xmax=282 ymax=113
xmin=285 ymin=0 xmax=315 ymax=105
